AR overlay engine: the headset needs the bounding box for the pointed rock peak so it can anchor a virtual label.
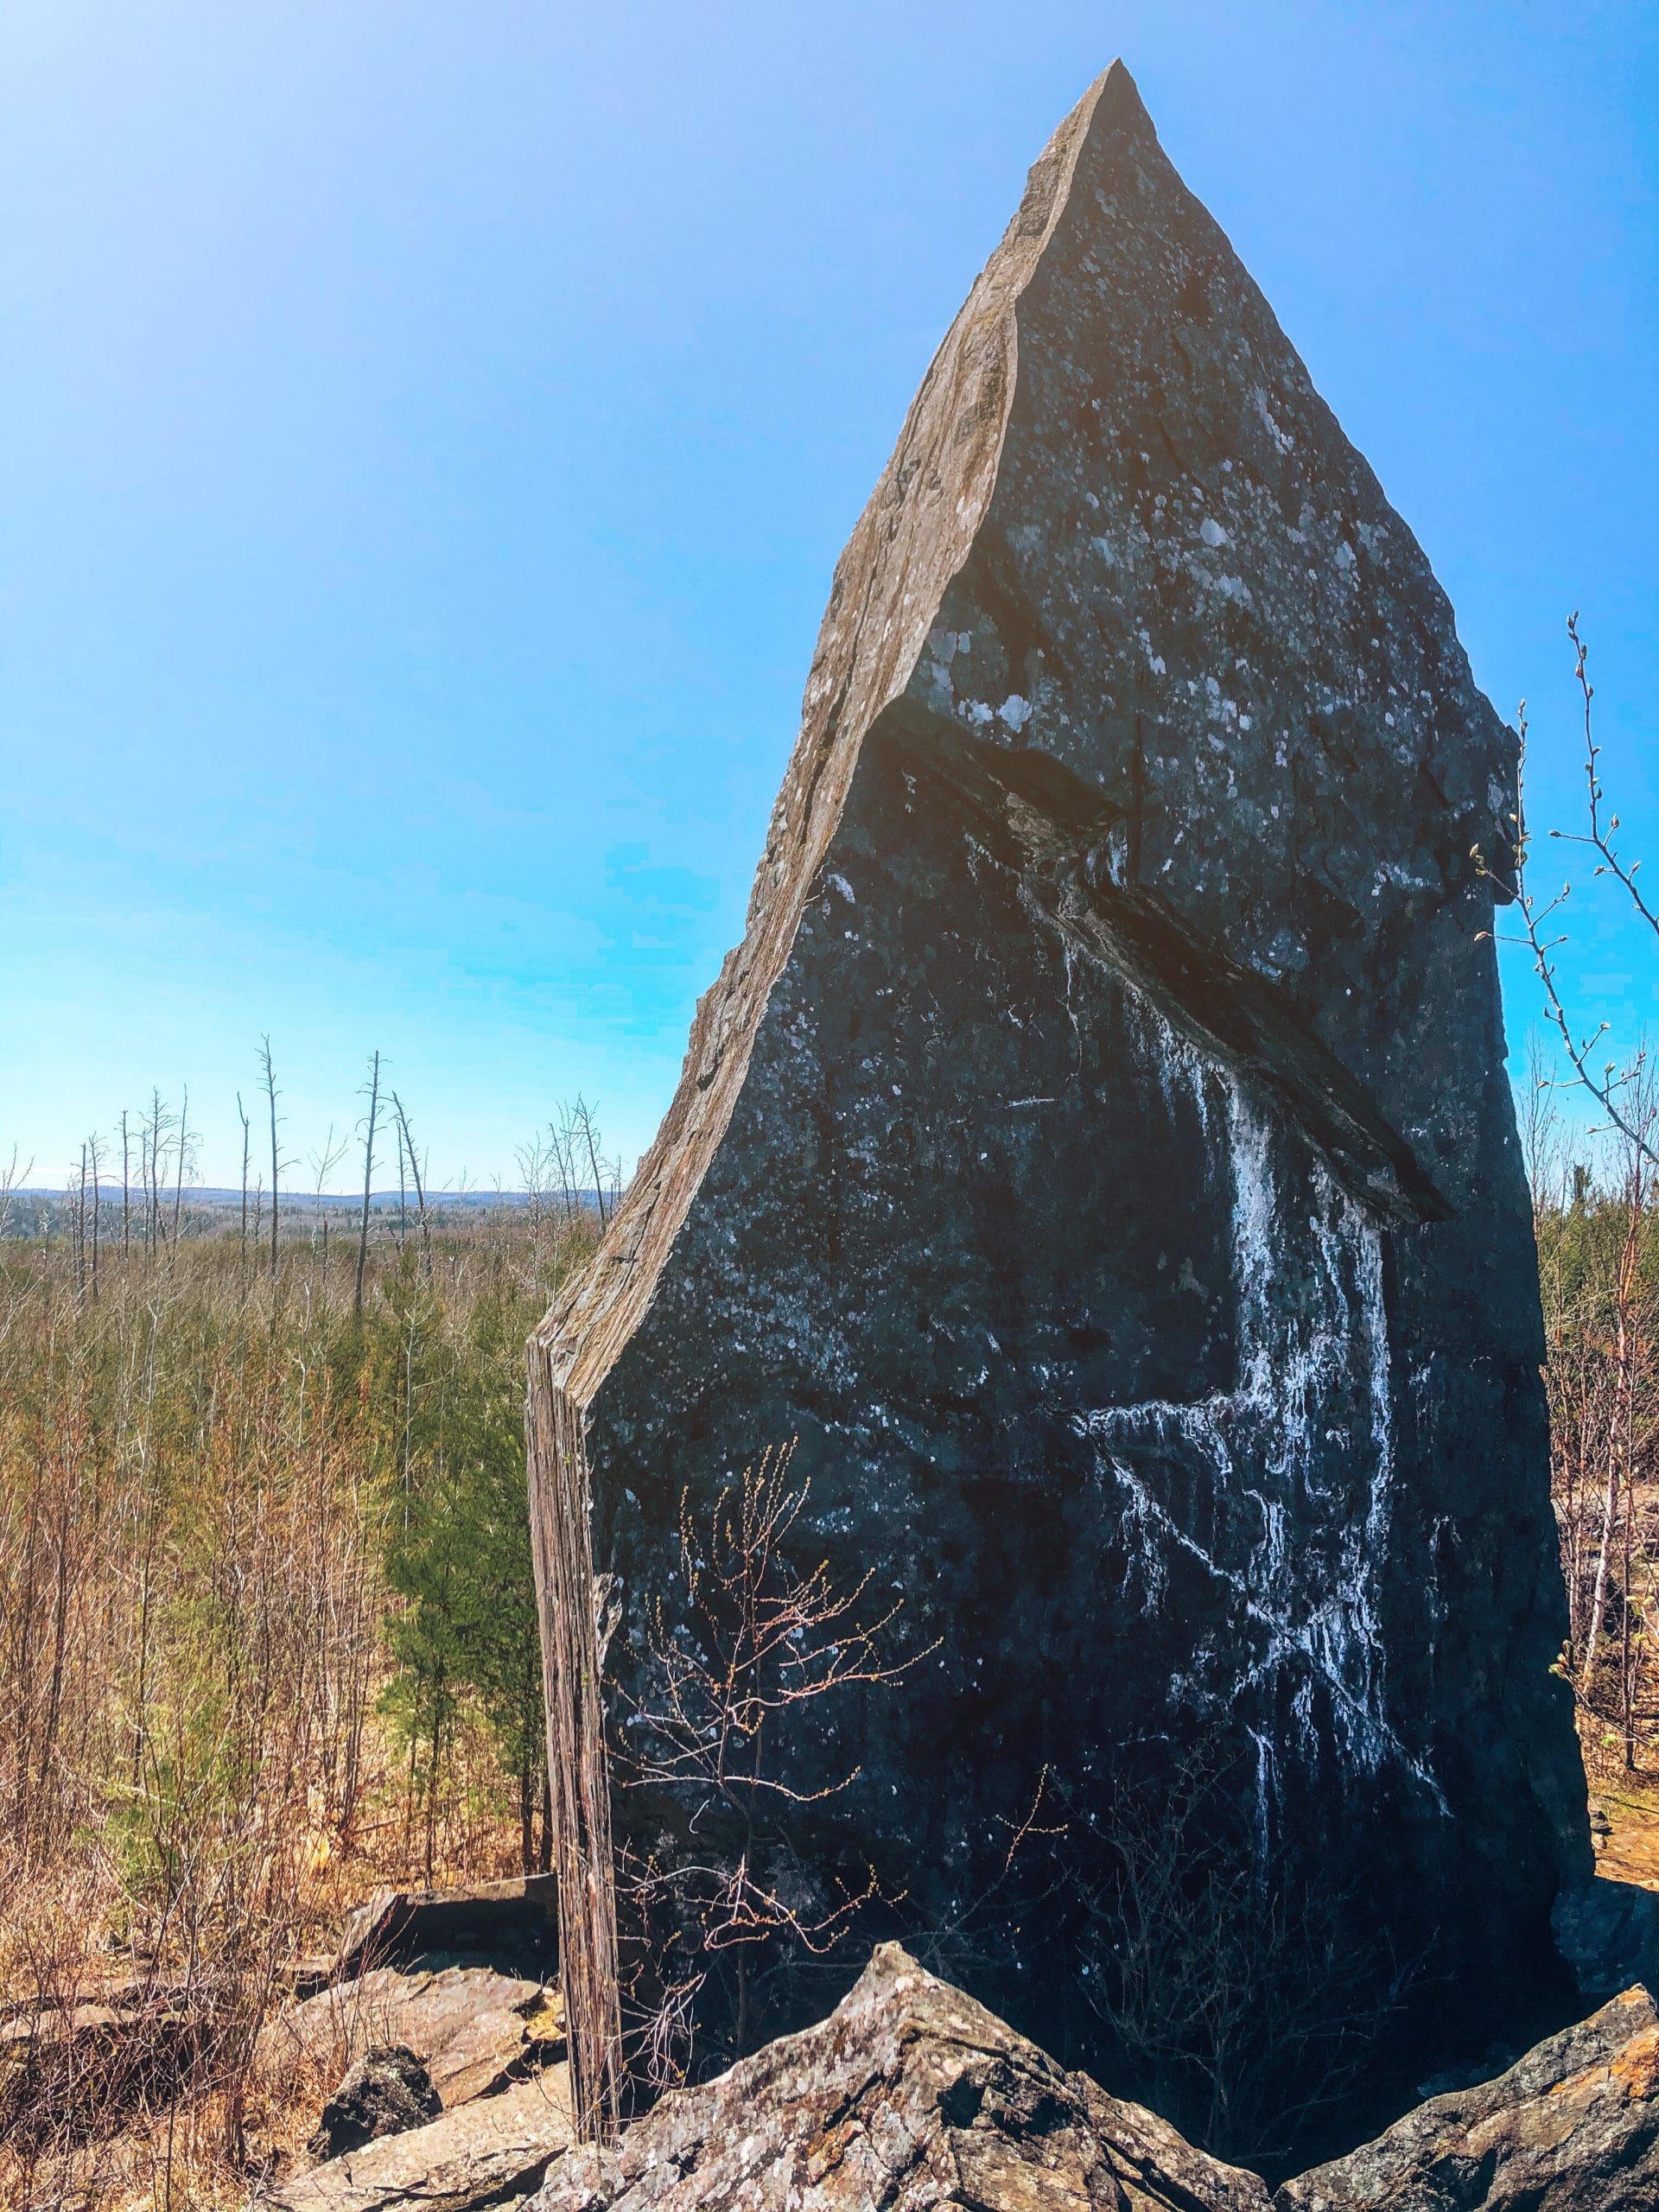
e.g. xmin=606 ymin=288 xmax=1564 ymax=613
xmin=530 ymin=70 xmax=1586 ymax=2141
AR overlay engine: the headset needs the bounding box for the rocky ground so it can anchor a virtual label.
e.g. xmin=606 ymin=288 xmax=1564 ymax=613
xmin=13 ymin=1853 xmax=1659 ymax=2209
xmin=248 ymin=1878 xmax=574 ymax=2210
xmin=264 ymin=1934 xmax=1659 ymax=2212
xmin=259 ymin=1894 xmax=1659 ymax=2212
xmin=1592 ymin=1781 xmax=1659 ymax=1891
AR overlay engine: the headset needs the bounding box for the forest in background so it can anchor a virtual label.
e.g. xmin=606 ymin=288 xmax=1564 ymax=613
xmin=6 ymin=1068 xmax=1659 ymax=2205
xmin=0 ymin=1111 xmax=601 ymax=2205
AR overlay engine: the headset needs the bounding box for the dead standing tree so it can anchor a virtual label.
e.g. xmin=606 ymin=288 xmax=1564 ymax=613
xmin=138 ymin=1090 xmax=173 ymax=1259
xmin=171 ymin=1084 xmax=191 ymax=1243
xmin=355 ymin=1051 xmax=381 ymax=1319
xmin=1491 ymin=621 xmax=1659 ymax=1773
xmin=119 ymin=1109 xmax=131 ymax=1260
xmin=86 ymin=1132 xmax=102 ymax=1303
xmin=259 ymin=1038 xmax=283 ymax=1278
xmin=236 ymin=1093 xmax=251 ymax=1283
xmin=390 ymin=1091 xmax=431 ymax=1279
xmin=308 ymin=1126 xmax=349 ymax=1263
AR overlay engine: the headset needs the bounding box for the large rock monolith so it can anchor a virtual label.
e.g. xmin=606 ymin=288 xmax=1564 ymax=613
xmin=528 ymin=61 xmax=1589 ymax=2135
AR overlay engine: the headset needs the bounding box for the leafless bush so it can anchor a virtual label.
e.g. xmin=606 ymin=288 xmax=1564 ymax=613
xmin=616 ymin=1444 xmax=929 ymax=2088
xmin=1490 ymin=618 xmax=1657 ymax=1158
xmin=1076 ymin=1745 xmax=1420 ymax=2174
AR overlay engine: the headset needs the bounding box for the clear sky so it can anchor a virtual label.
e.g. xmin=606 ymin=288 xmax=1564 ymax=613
xmin=4 ymin=1 xmax=1656 ymax=1189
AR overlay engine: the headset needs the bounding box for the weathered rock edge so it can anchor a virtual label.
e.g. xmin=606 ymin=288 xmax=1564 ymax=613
xmin=523 ymin=1948 xmax=1659 ymax=2212
xmin=260 ymin=2066 xmax=575 ymax=2212
xmin=527 ymin=1943 xmax=1270 ymax=2212
xmin=1275 ymin=1983 xmax=1659 ymax=2211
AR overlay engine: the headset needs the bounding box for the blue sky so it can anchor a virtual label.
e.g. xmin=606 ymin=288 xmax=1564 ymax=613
xmin=3 ymin=1 xmax=1656 ymax=1188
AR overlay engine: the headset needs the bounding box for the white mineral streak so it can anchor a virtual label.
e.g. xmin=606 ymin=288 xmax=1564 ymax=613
xmin=1076 ymin=1001 xmax=1444 ymax=1827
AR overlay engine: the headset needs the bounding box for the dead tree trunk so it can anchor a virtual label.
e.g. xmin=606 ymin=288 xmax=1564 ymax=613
xmin=261 ymin=1039 xmax=280 ymax=1278
xmin=88 ymin=1132 xmax=101 ymax=1301
xmin=391 ymin=1093 xmax=431 ymax=1281
xmin=238 ymin=1093 xmax=251 ymax=1285
xmin=356 ymin=1052 xmax=380 ymax=1319
xmin=172 ymin=1084 xmax=189 ymax=1243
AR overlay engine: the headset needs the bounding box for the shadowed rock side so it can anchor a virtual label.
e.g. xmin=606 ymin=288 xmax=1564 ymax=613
xmin=1276 ymin=1986 xmax=1659 ymax=2212
xmin=529 ymin=1945 xmax=1271 ymax=2212
xmin=528 ymin=60 xmax=1588 ymax=2126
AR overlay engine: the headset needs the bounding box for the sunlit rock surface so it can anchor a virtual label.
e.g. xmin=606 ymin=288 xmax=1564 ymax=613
xmin=529 ymin=1945 xmax=1270 ymax=2212
xmin=529 ymin=60 xmax=1588 ymax=2118
xmin=1277 ymin=1986 xmax=1659 ymax=2212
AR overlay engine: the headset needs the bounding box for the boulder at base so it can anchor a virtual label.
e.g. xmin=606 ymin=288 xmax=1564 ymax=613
xmin=308 ymin=2044 xmax=441 ymax=2160
xmin=1552 ymin=1878 xmax=1659 ymax=2004
xmin=265 ymin=2065 xmax=575 ymax=2212
xmin=1275 ymin=1985 xmax=1659 ymax=2212
xmin=258 ymin=1963 xmax=563 ymax=2113
xmin=529 ymin=1944 xmax=1268 ymax=2212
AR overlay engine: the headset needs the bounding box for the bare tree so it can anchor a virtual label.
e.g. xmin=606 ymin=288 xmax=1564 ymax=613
xmin=1493 ymin=617 xmax=1659 ymax=1164
xmin=86 ymin=1133 xmax=102 ymax=1303
xmin=390 ymin=1092 xmax=431 ymax=1280
xmin=171 ymin=1084 xmax=191 ymax=1243
xmin=119 ymin=1109 xmax=130 ymax=1261
xmin=516 ymin=1131 xmax=550 ymax=1236
xmin=570 ymin=1097 xmax=611 ymax=1230
xmin=548 ymin=1112 xmax=580 ymax=1226
xmin=1492 ymin=620 xmax=1659 ymax=1778
xmin=308 ymin=1126 xmax=349 ymax=1264
xmin=138 ymin=1090 xmax=173 ymax=1258
xmin=73 ymin=1143 xmax=87 ymax=1298
xmin=236 ymin=1093 xmax=251 ymax=1283
xmin=355 ymin=1052 xmax=381 ymax=1319
xmin=259 ymin=1039 xmax=282 ymax=1277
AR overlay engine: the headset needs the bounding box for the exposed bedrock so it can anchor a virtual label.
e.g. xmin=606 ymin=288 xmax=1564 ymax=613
xmin=527 ymin=60 xmax=1590 ymax=2143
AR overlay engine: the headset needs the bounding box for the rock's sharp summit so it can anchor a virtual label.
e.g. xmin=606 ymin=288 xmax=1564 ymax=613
xmin=530 ymin=62 xmax=1589 ymax=2137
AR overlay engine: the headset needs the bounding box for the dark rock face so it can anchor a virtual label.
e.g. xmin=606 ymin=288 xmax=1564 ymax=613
xmin=529 ymin=1944 xmax=1270 ymax=2212
xmin=1553 ymin=1878 xmax=1659 ymax=2005
xmin=308 ymin=2044 xmax=442 ymax=2159
xmin=1276 ymin=1986 xmax=1659 ymax=2212
xmin=528 ymin=61 xmax=1588 ymax=2130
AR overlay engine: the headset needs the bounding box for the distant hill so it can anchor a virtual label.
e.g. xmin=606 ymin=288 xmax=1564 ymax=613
xmin=2 ymin=1186 xmax=608 ymax=1238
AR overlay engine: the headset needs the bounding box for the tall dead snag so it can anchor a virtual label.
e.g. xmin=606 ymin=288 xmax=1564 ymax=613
xmin=259 ymin=1038 xmax=280 ymax=1277
xmin=119 ymin=1109 xmax=130 ymax=1260
xmin=355 ymin=1051 xmax=381 ymax=1319
xmin=236 ymin=1093 xmax=251 ymax=1283
xmin=391 ymin=1092 xmax=431 ymax=1279
xmin=171 ymin=1084 xmax=189 ymax=1243
xmin=86 ymin=1132 xmax=101 ymax=1301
